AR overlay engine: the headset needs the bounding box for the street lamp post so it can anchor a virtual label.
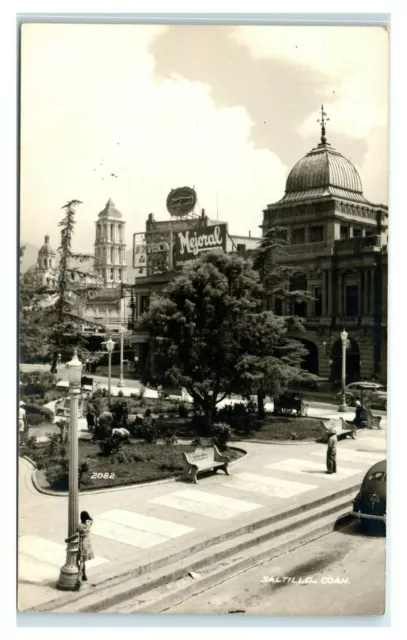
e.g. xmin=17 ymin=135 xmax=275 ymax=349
xmin=105 ymin=337 xmax=115 ymax=405
xmin=338 ymin=329 xmax=348 ymax=413
xmin=57 ymin=350 xmax=83 ymax=590
xmin=117 ymin=326 xmax=125 ymax=388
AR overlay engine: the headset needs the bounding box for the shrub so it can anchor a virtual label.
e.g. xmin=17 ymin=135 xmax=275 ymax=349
xmin=191 ymin=436 xmax=202 ymax=448
xmin=178 ymin=403 xmax=189 ymax=418
xmin=26 ymin=413 xmax=45 ymax=426
xmin=190 ymin=413 xmax=212 ymax=437
xmin=45 ymin=433 xmax=63 ymax=457
xmin=98 ymin=435 xmax=123 ymax=457
xmin=211 ymin=423 xmax=231 ymax=451
xmin=130 ymin=392 xmax=138 ymax=398
xmin=117 ymin=390 xmax=124 ymax=398
xmin=139 ymin=421 xmax=160 ymax=444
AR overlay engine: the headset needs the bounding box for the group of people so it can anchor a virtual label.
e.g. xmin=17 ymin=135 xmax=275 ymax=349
xmin=84 ymin=357 xmax=101 ymax=374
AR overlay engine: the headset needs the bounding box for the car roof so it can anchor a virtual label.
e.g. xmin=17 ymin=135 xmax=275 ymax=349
xmin=364 ymin=459 xmax=386 ymax=476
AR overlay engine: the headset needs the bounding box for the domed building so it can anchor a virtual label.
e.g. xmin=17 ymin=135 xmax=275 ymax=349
xmin=34 ymin=235 xmax=57 ymax=288
xmin=261 ymin=108 xmax=388 ymax=383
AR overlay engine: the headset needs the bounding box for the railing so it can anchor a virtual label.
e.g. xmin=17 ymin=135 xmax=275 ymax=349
xmin=334 ymin=235 xmax=381 ymax=252
xmin=335 ymin=316 xmax=359 ymax=326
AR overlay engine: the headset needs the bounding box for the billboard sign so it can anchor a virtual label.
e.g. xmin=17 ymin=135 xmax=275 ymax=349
xmin=133 ymin=232 xmax=171 ymax=275
xmin=174 ymin=223 xmax=227 ymax=267
xmin=166 ymin=186 xmax=197 ymax=217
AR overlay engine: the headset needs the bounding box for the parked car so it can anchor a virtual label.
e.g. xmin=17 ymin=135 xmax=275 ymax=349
xmin=351 ymin=459 xmax=386 ymax=535
xmin=336 ymin=382 xmax=387 ymax=410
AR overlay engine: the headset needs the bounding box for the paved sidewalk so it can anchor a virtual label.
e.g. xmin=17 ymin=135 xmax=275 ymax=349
xmin=18 ymin=423 xmax=386 ymax=612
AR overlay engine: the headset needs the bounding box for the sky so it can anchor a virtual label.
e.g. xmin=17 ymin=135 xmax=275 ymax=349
xmin=20 ymin=23 xmax=389 ymax=256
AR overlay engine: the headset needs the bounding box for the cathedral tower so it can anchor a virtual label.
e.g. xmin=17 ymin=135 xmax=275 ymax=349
xmin=94 ymin=199 xmax=127 ymax=288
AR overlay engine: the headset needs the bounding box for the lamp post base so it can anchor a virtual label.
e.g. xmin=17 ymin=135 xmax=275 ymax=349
xmin=117 ymin=377 xmax=125 ymax=388
xmin=338 ymin=404 xmax=348 ymax=413
xmin=57 ymin=564 xmax=80 ymax=591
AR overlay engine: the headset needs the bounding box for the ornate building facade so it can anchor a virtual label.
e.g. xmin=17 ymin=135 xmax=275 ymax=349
xmin=261 ymin=111 xmax=388 ymax=383
xmin=94 ymin=198 xmax=127 ymax=288
xmin=34 ymin=235 xmax=57 ymax=287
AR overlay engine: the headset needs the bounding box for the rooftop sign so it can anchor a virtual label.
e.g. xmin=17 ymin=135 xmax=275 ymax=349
xmin=166 ymin=187 xmax=197 ymax=217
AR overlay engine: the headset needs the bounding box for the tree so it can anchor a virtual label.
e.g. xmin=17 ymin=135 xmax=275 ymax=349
xmin=19 ymin=246 xmax=50 ymax=362
xmin=252 ymin=226 xmax=317 ymax=416
xmin=19 ymin=201 xmax=102 ymax=368
xmin=142 ymin=251 xmax=315 ymax=430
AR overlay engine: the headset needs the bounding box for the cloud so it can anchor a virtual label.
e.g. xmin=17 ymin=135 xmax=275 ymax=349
xmin=230 ymin=26 xmax=389 ymax=204
xmin=20 ymin=23 xmax=287 ymax=254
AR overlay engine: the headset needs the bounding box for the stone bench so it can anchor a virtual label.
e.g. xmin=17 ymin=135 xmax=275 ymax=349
xmin=320 ymin=417 xmax=357 ymax=442
xmin=182 ymin=446 xmax=231 ymax=484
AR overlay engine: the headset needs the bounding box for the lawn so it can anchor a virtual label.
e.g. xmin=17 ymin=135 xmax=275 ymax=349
xmin=32 ymin=440 xmax=244 ymax=493
xmin=231 ymin=416 xmax=322 ymax=441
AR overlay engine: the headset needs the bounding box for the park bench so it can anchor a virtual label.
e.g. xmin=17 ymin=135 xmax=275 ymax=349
xmin=320 ymin=411 xmax=382 ymax=442
xmin=182 ymin=446 xmax=231 ymax=484
xmin=273 ymin=393 xmax=309 ymax=418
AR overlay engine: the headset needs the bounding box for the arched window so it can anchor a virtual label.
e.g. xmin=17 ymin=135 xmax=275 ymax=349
xmin=110 ymin=268 xmax=114 ymax=280
xmin=111 ymin=224 xmax=114 ymax=241
xmin=110 ymin=247 xmax=114 ymax=263
xmin=43 ymin=258 xmax=47 ymax=268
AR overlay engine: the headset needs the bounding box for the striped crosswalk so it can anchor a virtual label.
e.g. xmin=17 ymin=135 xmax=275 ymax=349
xmin=151 ymin=489 xmax=261 ymax=520
xmin=266 ymin=458 xmax=362 ymax=479
xmin=221 ymin=472 xmax=318 ymax=498
xmin=92 ymin=509 xmax=195 ymax=548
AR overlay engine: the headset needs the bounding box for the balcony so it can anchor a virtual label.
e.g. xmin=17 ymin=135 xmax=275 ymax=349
xmin=334 ymin=235 xmax=381 ymax=253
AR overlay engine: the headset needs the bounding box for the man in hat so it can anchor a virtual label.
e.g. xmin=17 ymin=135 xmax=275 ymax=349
xmin=326 ymin=428 xmax=337 ymax=474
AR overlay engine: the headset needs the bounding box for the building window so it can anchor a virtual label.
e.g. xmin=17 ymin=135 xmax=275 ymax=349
xmin=118 ymin=269 xmax=122 ymax=281
xmin=110 ymin=268 xmax=114 ymax=280
xmin=110 ymin=247 xmax=114 ymax=263
xmin=275 ymin=298 xmax=283 ymax=316
xmin=314 ymin=287 xmax=322 ymax=317
xmin=365 ymin=228 xmax=375 ymax=236
xmin=346 ymin=285 xmax=359 ymax=316
xmin=340 ymin=225 xmax=349 ymax=240
xmin=237 ymin=244 xmax=246 ymax=252
xmin=292 ymin=228 xmax=305 ymax=245
xmin=352 ymin=228 xmax=362 ymax=238
xmin=310 ymin=226 xmax=324 ymax=243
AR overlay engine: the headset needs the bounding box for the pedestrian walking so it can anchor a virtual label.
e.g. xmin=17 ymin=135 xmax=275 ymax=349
xmin=326 ymin=428 xmax=337 ymax=474
xmin=65 ymin=510 xmax=94 ymax=582
xmin=85 ymin=357 xmax=90 ymax=372
xmin=18 ymin=401 xmax=27 ymax=445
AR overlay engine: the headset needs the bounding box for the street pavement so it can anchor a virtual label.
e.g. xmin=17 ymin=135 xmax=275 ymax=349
xmin=18 ymin=416 xmax=386 ymax=612
xmin=155 ymin=521 xmax=386 ymax=616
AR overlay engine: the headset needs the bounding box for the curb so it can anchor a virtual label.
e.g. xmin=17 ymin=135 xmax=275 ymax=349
xmin=24 ymin=447 xmax=248 ymax=498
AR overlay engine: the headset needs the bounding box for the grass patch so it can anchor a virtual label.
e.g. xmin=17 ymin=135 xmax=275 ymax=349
xmin=231 ymin=416 xmax=322 ymax=441
xmin=33 ymin=440 xmax=244 ymax=492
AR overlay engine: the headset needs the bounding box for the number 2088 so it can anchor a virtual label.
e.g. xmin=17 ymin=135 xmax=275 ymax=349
xmin=91 ymin=472 xmax=116 ymax=480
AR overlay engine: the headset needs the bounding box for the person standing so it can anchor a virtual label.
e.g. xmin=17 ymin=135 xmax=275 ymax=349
xmin=326 ymin=429 xmax=337 ymax=474
xmin=65 ymin=510 xmax=94 ymax=583
xmin=18 ymin=401 xmax=27 ymax=446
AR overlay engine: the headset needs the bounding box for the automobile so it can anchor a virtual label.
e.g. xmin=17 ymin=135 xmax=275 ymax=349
xmin=336 ymin=382 xmax=387 ymax=410
xmin=351 ymin=459 xmax=386 ymax=535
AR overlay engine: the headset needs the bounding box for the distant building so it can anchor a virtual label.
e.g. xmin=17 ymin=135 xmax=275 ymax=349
xmin=80 ymin=199 xmax=129 ymax=343
xmin=34 ymin=235 xmax=57 ymax=288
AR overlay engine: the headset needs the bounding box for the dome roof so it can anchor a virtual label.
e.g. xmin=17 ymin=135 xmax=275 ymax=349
xmin=278 ymin=106 xmax=369 ymax=205
xmin=286 ymin=144 xmax=363 ymax=195
xmin=98 ymin=198 xmax=123 ymax=219
xmin=38 ymin=235 xmax=55 ymax=255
